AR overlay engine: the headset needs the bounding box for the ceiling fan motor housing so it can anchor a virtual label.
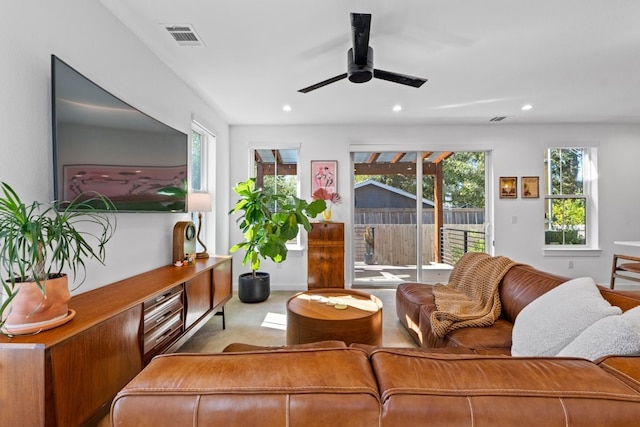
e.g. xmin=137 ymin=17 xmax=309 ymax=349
xmin=347 ymin=47 xmax=373 ymax=83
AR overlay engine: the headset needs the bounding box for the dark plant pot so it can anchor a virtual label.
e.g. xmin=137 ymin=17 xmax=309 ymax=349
xmin=238 ymin=272 xmax=270 ymax=303
xmin=364 ymin=253 xmax=375 ymax=265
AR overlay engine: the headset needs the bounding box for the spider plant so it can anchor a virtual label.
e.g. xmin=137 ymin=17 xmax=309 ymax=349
xmin=0 ymin=181 xmax=116 ymax=331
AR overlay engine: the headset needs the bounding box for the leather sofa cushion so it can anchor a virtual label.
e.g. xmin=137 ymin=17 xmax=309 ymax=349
xmin=418 ymin=300 xmax=514 ymax=350
xmin=499 ymin=265 xmax=567 ymax=323
xmin=111 ymin=348 xmax=380 ymax=427
xmin=370 ymin=349 xmax=640 ymax=426
xmin=444 ymin=318 xmax=514 ymax=349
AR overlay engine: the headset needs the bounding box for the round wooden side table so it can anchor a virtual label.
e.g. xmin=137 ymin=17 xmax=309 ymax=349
xmin=286 ymin=288 xmax=383 ymax=346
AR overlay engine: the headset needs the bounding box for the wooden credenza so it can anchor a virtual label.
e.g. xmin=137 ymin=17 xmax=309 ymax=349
xmin=0 ymin=256 xmax=232 ymax=427
xmin=307 ymin=222 xmax=344 ymax=289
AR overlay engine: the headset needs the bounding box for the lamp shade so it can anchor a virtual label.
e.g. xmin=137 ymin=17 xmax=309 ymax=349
xmin=188 ymin=192 xmax=212 ymax=212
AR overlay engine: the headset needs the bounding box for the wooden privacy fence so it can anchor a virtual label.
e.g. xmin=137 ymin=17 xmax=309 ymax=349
xmin=354 ymin=224 xmax=485 ymax=266
xmin=354 ymin=208 xmax=484 ymax=225
xmin=353 ymin=208 xmax=485 ymax=265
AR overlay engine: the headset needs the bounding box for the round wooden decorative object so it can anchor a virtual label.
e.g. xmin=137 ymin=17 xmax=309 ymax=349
xmin=286 ymin=288 xmax=382 ymax=346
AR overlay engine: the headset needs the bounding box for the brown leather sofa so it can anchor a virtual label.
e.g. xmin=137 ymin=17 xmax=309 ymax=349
xmin=397 ymin=263 xmax=640 ymax=353
xmin=111 ymin=346 xmax=640 ymax=426
xmin=111 ymin=263 xmax=640 ymax=426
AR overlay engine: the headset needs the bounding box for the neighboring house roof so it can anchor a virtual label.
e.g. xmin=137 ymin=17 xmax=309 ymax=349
xmin=354 ymin=179 xmax=435 ymax=209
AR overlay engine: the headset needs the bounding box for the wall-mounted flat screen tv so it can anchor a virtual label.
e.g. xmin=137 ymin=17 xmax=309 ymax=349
xmin=51 ymin=55 xmax=188 ymax=212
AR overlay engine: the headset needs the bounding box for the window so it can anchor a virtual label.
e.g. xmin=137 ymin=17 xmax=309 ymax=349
xmin=190 ymin=127 xmax=207 ymax=191
xmin=190 ymin=130 xmax=203 ymax=190
xmin=251 ymin=148 xmax=300 ymax=245
xmin=544 ymin=147 xmax=597 ymax=247
xmin=253 ymin=148 xmax=299 ymax=211
xmin=191 ymin=121 xmax=215 ymax=251
xmin=351 ymin=150 xmax=487 ymax=284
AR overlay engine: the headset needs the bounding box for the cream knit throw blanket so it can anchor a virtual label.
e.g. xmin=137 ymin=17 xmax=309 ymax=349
xmin=430 ymin=252 xmax=520 ymax=338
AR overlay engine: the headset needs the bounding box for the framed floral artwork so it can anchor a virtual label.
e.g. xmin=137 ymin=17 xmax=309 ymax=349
xmin=522 ymin=176 xmax=539 ymax=198
xmin=499 ymin=177 xmax=517 ymax=199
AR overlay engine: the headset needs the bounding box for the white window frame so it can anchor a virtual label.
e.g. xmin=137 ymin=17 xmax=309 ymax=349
xmin=543 ymin=145 xmax=600 ymax=257
xmin=249 ymin=143 xmax=302 ymax=249
xmin=190 ymin=122 xmax=210 ymax=192
xmin=191 ymin=119 xmax=215 ymax=252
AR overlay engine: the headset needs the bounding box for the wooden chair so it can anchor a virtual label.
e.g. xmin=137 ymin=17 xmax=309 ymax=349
xmin=610 ymin=254 xmax=640 ymax=289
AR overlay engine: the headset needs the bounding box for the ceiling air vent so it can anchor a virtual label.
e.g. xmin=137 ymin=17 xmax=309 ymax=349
xmin=164 ymin=24 xmax=204 ymax=47
xmin=490 ymin=116 xmax=507 ymax=122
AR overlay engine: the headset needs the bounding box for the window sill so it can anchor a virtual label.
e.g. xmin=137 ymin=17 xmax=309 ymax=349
xmin=543 ymin=247 xmax=602 ymax=257
xmin=286 ymin=244 xmax=305 ymax=257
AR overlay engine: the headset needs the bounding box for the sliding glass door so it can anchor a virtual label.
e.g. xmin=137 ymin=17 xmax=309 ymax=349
xmin=351 ymin=150 xmax=486 ymax=286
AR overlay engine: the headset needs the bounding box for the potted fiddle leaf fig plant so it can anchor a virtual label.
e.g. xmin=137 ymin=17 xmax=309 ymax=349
xmin=229 ymin=178 xmax=325 ymax=303
xmin=0 ymin=182 xmax=116 ymax=336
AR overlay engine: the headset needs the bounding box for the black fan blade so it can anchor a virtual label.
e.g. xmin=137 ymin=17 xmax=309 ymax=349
xmin=298 ymin=73 xmax=348 ymax=93
xmin=373 ymin=69 xmax=427 ymax=88
xmin=351 ymin=13 xmax=371 ymax=66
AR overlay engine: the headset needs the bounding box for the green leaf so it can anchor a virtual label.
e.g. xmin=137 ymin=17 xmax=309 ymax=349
xmin=0 ymin=182 xmax=116 ymax=332
xmin=229 ymin=177 xmax=321 ymax=273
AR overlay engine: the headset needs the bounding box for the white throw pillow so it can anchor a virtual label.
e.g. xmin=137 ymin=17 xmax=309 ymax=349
xmin=511 ymin=277 xmax=621 ymax=357
xmin=556 ymin=306 xmax=640 ymax=361
xmin=623 ymin=305 xmax=640 ymax=335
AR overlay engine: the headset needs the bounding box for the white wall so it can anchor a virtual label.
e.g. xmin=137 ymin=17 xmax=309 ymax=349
xmin=3 ymin=2 xmax=639 ymax=295
xmin=230 ymin=124 xmax=640 ymax=290
xmin=0 ymin=2 xmax=229 ymax=294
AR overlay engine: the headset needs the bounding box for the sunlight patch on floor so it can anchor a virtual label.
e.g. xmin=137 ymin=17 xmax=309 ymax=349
xmin=261 ymin=312 xmax=287 ymax=330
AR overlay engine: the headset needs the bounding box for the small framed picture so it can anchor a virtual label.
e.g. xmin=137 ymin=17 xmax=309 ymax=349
xmin=521 ymin=176 xmax=539 ymax=198
xmin=499 ymin=177 xmax=517 ymax=199
xmin=311 ymin=160 xmax=337 ymax=194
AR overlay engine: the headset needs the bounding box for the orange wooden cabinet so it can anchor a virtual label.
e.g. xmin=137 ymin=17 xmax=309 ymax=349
xmin=0 ymin=256 xmax=231 ymax=427
xmin=307 ymin=222 xmax=345 ymax=289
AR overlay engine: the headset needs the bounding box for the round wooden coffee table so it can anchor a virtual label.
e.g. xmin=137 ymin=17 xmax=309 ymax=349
xmin=286 ymin=288 xmax=383 ymax=346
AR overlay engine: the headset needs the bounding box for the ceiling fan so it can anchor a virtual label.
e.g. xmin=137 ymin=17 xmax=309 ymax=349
xmin=298 ymin=13 xmax=428 ymax=93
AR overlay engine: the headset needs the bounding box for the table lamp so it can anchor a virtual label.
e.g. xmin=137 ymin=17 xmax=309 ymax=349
xmin=188 ymin=192 xmax=212 ymax=259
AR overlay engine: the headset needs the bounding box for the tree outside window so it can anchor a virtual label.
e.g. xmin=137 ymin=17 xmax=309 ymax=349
xmin=254 ymin=149 xmax=298 ymax=212
xmin=191 ymin=129 xmax=203 ymax=191
xmin=544 ymin=148 xmax=587 ymax=245
xmin=353 ymin=151 xmax=485 ymax=209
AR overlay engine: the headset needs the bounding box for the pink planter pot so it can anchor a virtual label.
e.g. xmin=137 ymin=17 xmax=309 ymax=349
xmin=2 ymin=274 xmax=73 ymax=334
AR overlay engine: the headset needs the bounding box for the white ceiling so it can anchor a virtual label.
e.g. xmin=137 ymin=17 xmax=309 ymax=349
xmin=99 ymin=0 xmax=640 ymax=126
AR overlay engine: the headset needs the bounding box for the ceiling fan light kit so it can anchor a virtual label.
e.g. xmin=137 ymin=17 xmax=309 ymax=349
xmin=299 ymin=13 xmax=427 ymax=93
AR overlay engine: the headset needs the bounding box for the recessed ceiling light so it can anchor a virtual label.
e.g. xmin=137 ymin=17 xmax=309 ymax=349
xmin=392 ymin=105 xmax=402 ymax=112
xmin=521 ymin=104 xmax=533 ymax=111
xmin=282 ymin=105 xmax=292 ymax=112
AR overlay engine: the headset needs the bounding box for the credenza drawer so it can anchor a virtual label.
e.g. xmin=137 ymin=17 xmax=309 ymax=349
xmin=143 ymin=311 xmax=184 ymax=355
xmin=143 ymin=293 xmax=183 ymax=334
xmin=143 ymin=284 xmax=185 ymax=362
xmin=143 ymin=284 xmax=183 ymax=311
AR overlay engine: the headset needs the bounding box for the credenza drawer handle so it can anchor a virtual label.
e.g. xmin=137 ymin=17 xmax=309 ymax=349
xmin=155 ymin=311 xmax=171 ymax=324
xmin=155 ymin=292 xmax=171 ymax=303
xmin=155 ymin=331 xmax=171 ymax=344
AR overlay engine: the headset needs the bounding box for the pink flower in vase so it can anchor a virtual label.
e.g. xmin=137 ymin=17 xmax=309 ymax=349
xmin=313 ymin=188 xmax=342 ymax=219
